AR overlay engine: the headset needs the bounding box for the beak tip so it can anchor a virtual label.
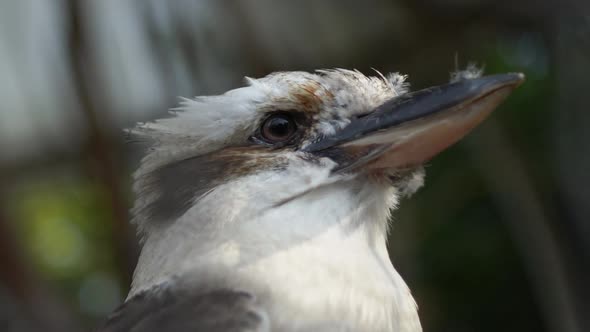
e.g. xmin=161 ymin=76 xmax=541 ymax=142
xmin=470 ymin=72 xmax=525 ymax=98
xmin=502 ymin=72 xmax=526 ymax=87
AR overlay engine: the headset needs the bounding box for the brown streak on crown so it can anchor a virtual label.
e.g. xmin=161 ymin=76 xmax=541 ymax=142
xmin=291 ymin=81 xmax=332 ymax=114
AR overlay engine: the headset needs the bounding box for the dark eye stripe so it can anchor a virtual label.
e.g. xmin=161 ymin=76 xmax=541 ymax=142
xmin=133 ymin=147 xmax=287 ymax=224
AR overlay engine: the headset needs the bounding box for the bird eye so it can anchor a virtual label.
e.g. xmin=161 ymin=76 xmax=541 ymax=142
xmin=260 ymin=113 xmax=297 ymax=144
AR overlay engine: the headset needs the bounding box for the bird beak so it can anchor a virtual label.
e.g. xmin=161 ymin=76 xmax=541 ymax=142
xmin=303 ymin=73 xmax=525 ymax=172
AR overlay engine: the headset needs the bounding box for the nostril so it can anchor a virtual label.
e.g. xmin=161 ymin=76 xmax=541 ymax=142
xmin=356 ymin=111 xmax=373 ymax=119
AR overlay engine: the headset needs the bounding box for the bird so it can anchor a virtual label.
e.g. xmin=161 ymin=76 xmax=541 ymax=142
xmin=99 ymin=68 xmax=524 ymax=332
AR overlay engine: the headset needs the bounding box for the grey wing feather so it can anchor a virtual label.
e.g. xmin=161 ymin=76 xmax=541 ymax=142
xmin=97 ymin=284 xmax=269 ymax=332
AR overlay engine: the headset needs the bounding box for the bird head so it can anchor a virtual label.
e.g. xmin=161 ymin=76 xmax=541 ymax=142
xmin=125 ymin=68 xmax=524 ymax=326
xmin=130 ymin=68 xmax=523 ymax=251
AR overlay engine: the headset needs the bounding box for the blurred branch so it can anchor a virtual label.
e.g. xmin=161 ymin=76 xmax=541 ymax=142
xmin=0 ymin=195 xmax=32 ymax=301
xmin=65 ymin=0 xmax=137 ymax=285
xmin=469 ymin=121 xmax=582 ymax=332
xmin=0 ymin=190 xmax=82 ymax=332
xmin=550 ymin=16 xmax=590 ymax=331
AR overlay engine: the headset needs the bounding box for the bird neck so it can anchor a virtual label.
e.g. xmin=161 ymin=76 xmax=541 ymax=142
xmin=129 ymin=179 xmax=421 ymax=331
xmin=131 ymin=178 xmax=391 ymax=287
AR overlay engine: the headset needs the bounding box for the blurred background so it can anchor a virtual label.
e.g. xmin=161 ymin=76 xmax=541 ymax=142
xmin=0 ymin=1 xmax=589 ymax=331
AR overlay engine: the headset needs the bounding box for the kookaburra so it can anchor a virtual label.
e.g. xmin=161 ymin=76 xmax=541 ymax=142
xmin=100 ymin=69 xmax=524 ymax=332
